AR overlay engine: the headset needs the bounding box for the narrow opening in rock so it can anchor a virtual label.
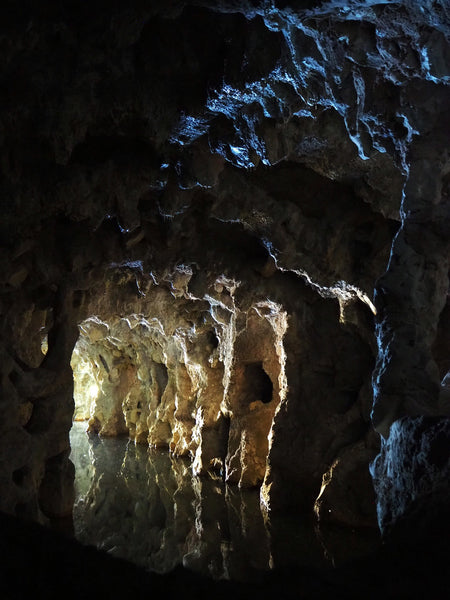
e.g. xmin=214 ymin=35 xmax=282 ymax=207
xmin=153 ymin=362 xmax=168 ymax=406
xmin=12 ymin=466 xmax=28 ymax=486
xmin=244 ymin=362 xmax=273 ymax=404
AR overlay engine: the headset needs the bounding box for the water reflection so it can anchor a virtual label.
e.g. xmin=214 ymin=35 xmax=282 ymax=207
xmin=70 ymin=422 xmax=380 ymax=580
xmin=70 ymin=421 xmax=272 ymax=580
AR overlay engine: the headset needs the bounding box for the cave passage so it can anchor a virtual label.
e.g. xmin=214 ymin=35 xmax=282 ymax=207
xmin=67 ymin=305 xmax=284 ymax=575
xmin=69 ymin=345 xmax=280 ymax=581
xmin=68 ymin=303 xmax=381 ymax=578
xmin=70 ymin=291 xmax=289 ymax=489
xmin=2 ymin=2 xmax=450 ymax=596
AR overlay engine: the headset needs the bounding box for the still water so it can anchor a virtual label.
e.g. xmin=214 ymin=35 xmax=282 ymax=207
xmin=70 ymin=421 xmax=379 ymax=581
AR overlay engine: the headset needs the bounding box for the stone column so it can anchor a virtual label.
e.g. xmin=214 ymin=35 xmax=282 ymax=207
xmin=37 ymin=286 xmax=81 ymax=521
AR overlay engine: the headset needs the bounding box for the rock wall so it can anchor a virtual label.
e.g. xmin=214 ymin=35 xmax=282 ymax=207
xmin=0 ymin=0 xmax=449 ymax=540
xmin=71 ymin=276 xmax=288 ymax=490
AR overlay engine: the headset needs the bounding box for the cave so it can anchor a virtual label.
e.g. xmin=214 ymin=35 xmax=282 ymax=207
xmin=1 ymin=0 xmax=450 ymax=598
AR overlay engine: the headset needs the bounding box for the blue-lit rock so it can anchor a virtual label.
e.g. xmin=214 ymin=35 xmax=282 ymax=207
xmin=371 ymin=416 xmax=450 ymax=536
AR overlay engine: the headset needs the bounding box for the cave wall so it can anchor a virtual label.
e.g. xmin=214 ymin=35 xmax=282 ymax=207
xmin=0 ymin=0 xmax=449 ymax=537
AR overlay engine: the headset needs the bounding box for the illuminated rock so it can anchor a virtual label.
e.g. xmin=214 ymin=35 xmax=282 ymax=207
xmin=370 ymin=416 xmax=450 ymax=536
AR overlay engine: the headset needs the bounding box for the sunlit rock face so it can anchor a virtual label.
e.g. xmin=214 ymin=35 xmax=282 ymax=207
xmin=71 ymin=274 xmax=288 ymax=489
xmin=0 ymin=0 xmax=449 ymax=545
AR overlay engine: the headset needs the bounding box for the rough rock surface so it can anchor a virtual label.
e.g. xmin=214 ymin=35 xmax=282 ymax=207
xmin=72 ymin=279 xmax=288 ymax=489
xmin=370 ymin=415 xmax=450 ymax=536
xmin=0 ymin=0 xmax=449 ymax=559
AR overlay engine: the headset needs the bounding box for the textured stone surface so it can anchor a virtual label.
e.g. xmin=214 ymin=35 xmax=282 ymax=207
xmin=0 ymin=0 xmax=449 ymax=552
xmin=370 ymin=416 xmax=450 ymax=536
xmin=67 ymin=264 xmax=376 ymax=522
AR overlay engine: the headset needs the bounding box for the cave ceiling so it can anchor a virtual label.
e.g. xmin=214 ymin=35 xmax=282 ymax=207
xmin=2 ymin=0 xmax=448 ymax=285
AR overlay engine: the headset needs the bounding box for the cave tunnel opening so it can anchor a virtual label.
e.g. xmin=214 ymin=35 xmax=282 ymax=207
xmin=60 ymin=234 xmax=385 ymax=580
xmin=68 ymin=288 xmax=288 ymax=469
xmin=69 ymin=316 xmax=280 ymax=468
xmin=67 ymin=310 xmax=284 ymax=580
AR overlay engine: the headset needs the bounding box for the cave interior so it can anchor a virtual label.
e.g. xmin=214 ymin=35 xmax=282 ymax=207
xmin=1 ymin=0 xmax=450 ymax=598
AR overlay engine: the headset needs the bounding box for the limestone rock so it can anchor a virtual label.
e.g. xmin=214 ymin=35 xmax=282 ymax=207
xmin=370 ymin=416 xmax=450 ymax=537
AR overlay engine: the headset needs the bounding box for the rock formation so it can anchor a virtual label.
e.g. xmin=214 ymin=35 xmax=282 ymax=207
xmin=0 ymin=0 xmax=449 ymax=571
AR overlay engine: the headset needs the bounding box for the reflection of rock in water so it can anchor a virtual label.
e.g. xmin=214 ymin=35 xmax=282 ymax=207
xmin=70 ymin=422 xmax=380 ymax=580
xmin=70 ymin=421 xmax=272 ymax=580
